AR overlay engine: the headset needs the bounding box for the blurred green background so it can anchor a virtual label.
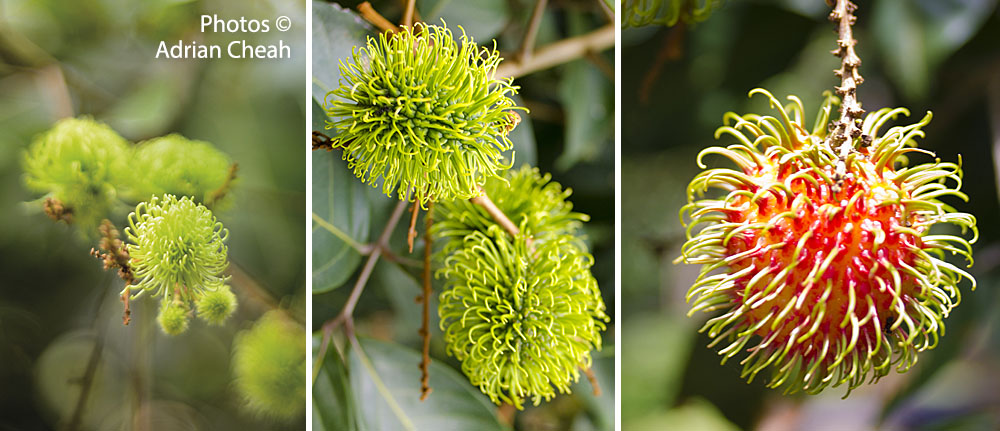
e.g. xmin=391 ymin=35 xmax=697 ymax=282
xmin=310 ymin=1 xmax=614 ymax=430
xmin=0 ymin=0 xmax=306 ymax=429
xmin=622 ymin=1 xmax=1000 ymax=430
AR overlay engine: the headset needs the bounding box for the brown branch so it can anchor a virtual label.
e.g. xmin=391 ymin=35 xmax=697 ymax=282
xmin=596 ymin=0 xmax=614 ymax=23
xmin=90 ymin=220 xmax=134 ymax=324
xmin=582 ymin=364 xmax=601 ymax=396
xmin=639 ymin=23 xmax=685 ymax=105
xmin=519 ymin=0 xmax=549 ymax=62
xmin=407 ymin=201 xmax=420 ymax=253
xmin=418 ymin=201 xmax=434 ymax=400
xmin=495 ymin=24 xmax=614 ymax=79
xmin=43 ymin=197 xmax=73 ymax=223
xmin=358 ymin=2 xmax=401 ymax=33
xmin=470 ymin=190 xmax=520 ymax=238
xmin=312 ymin=131 xmax=334 ymax=151
xmin=401 ymin=0 xmax=417 ymax=27
xmin=826 ymin=0 xmax=866 ymax=193
xmin=206 ymin=162 xmax=238 ymax=207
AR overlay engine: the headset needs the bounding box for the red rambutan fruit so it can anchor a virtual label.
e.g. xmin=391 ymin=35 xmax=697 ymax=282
xmin=678 ymin=89 xmax=978 ymax=395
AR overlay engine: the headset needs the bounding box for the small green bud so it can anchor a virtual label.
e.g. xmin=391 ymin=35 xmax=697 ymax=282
xmin=130 ymin=134 xmax=233 ymax=206
xmin=232 ymin=311 xmax=305 ymax=419
xmin=124 ymin=194 xmax=229 ymax=302
xmin=195 ymin=285 xmax=237 ymax=325
xmin=324 ymin=22 xmax=525 ymax=204
xmin=22 ymin=117 xmax=131 ymax=230
xmin=158 ymin=301 xmax=190 ymax=336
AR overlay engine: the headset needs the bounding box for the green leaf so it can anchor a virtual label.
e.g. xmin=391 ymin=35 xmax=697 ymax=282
xmin=573 ymin=351 xmax=615 ymax=431
xmin=349 ymin=337 xmax=505 ymax=431
xmin=872 ymin=0 xmax=996 ymax=100
xmin=374 ymin=261 xmax=436 ymax=346
xmin=626 ymin=398 xmax=739 ymax=431
xmin=312 ymin=98 xmax=370 ymax=293
xmin=556 ymin=14 xmax=611 ymax=172
xmin=622 ymin=314 xmax=695 ymax=421
xmin=420 ymin=0 xmax=509 ymax=43
xmin=312 ymin=2 xmax=372 ymax=102
xmin=313 ymin=333 xmax=358 ymax=431
xmin=312 ymin=4 xmax=375 ymax=293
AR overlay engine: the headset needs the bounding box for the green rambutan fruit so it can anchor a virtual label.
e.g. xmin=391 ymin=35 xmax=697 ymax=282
xmin=232 ymin=311 xmax=305 ymax=420
xmin=22 ymin=117 xmax=132 ymax=230
xmin=158 ymin=300 xmax=190 ymax=336
xmin=678 ymin=89 xmax=977 ymax=395
xmin=195 ymin=285 xmax=237 ymax=325
xmin=434 ymin=166 xmax=607 ymax=409
xmin=130 ymin=134 xmax=233 ymax=206
xmin=434 ymin=165 xmax=589 ymax=252
xmin=124 ymin=194 xmax=230 ymax=303
xmin=323 ymin=21 xmax=525 ymax=204
xmin=437 ymin=227 xmax=607 ymax=409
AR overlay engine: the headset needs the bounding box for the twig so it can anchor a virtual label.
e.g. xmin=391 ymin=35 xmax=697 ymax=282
xmin=402 ymin=0 xmax=417 ymax=27
xmin=65 ymin=277 xmax=114 ymax=431
xmin=206 ymin=163 xmax=239 ymax=207
xmin=418 ymin=201 xmax=434 ymax=400
xmin=228 ymin=262 xmax=296 ymax=322
xmin=519 ymin=0 xmax=549 ymax=62
xmin=582 ymin=364 xmax=601 ymax=396
xmin=495 ymin=24 xmax=614 ymax=79
xmin=595 ymin=0 xmax=614 ymax=23
xmin=90 ymin=219 xmax=134 ymax=324
xmin=470 ymin=190 xmax=520 ymax=238
xmin=315 ymin=199 xmax=411 ymax=369
xmin=407 ymin=201 xmax=420 ymax=253
xmin=381 ymin=248 xmax=423 ymax=268
xmin=826 ymin=0 xmax=866 ymax=193
xmin=43 ymin=197 xmax=73 ymax=223
xmin=358 ymin=2 xmax=401 ymax=33
xmin=312 ymin=131 xmax=334 ymax=151
xmin=639 ymin=23 xmax=685 ymax=105
xmin=585 ymin=51 xmax=614 ymax=80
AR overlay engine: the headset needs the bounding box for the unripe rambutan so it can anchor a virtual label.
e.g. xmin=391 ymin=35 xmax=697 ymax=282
xmin=195 ymin=285 xmax=237 ymax=325
xmin=437 ymin=227 xmax=606 ymax=409
xmin=678 ymin=89 xmax=977 ymax=395
xmin=323 ymin=22 xmax=524 ymax=204
xmin=22 ymin=117 xmax=132 ymax=231
xmin=124 ymin=194 xmax=230 ymax=303
xmin=434 ymin=166 xmax=607 ymax=409
xmin=232 ymin=311 xmax=305 ymax=420
xmin=158 ymin=300 xmax=190 ymax=336
xmin=130 ymin=134 xmax=233 ymax=206
xmin=434 ymin=165 xmax=588 ymax=251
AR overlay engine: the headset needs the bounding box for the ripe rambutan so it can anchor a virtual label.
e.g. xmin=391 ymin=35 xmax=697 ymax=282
xmin=678 ymin=89 xmax=977 ymax=395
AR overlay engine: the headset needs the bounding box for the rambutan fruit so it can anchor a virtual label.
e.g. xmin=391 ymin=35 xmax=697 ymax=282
xmin=678 ymin=89 xmax=977 ymax=395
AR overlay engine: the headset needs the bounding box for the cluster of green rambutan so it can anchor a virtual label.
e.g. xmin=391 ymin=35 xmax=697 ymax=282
xmin=22 ymin=117 xmax=234 ymax=233
xmin=22 ymin=117 xmax=238 ymax=335
xmin=323 ymin=22 xmax=525 ymax=205
xmin=434 ymin=166 xmax=608 ymax=409
xmin=678 ymin=89 xmax=977 ymax=395
xmin=126 ymin=194 xmax=236 ymax=335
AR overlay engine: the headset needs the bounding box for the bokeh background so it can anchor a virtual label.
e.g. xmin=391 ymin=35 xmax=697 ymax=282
xmin=0 ymin=0 xmax=306 ymax=429
xmin=622 ymin=1 xmax=1000 ymax=430
xmin=311 ymin=1 xmax=614 ymax=430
